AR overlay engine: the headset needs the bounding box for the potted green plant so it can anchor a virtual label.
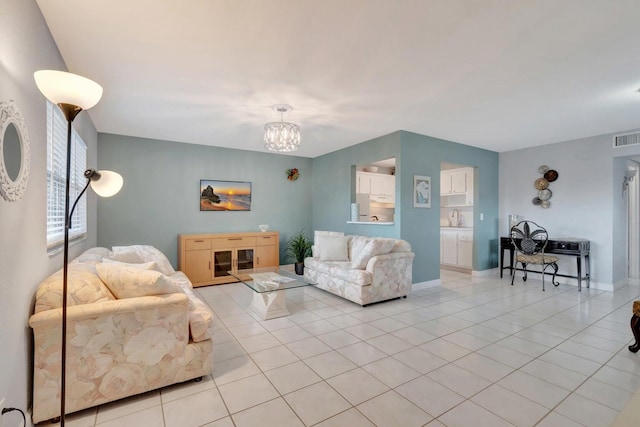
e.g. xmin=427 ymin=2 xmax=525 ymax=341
xmin=286 ymin=230 xmax=313 ymax=275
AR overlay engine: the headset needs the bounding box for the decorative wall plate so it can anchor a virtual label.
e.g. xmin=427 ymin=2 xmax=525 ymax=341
xmin=538 ymin=189 xmax=552 ymax=201
xmin=534 ymin=178 xmax=549 ymax=190
xmin=0 ymin=100 xmax=31 ymax=202
xmin=543 ymin=169 xmax=558 ymax=182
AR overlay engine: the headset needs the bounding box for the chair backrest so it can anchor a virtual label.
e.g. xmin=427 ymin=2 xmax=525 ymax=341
xmin=510 ymin=220 xmax=549 ymax=255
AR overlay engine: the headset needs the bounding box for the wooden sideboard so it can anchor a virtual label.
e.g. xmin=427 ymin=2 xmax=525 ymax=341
xmin=178 ymin=231 xmax=279 ymax=287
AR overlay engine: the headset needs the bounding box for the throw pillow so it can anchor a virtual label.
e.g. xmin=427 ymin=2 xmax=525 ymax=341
xmin=108 ymin=248 xmax=144 ymax=264
xmin=101 ymin=258 xmax=162 ymax=272
xmin=350 ymin=238 xmax=397 ymax=269
xmin=313 ymin=231 xmax=345 ymax=258
xmin=95 ymin=263 xmax=183 ymax=299
xmin=111 ymin=245 xmax=175 ymax=276
xmin=317 ymin=235 xmax=349 ymax=261
xmin=349 ymin=236 xmax=370 ymax=261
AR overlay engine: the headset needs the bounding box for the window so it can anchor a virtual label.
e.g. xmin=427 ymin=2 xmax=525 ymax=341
xmin=46 ymin=101 xmax=87 ymax=249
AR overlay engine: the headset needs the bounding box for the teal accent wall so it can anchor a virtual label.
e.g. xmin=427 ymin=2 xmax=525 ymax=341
xmin=97 ymin=133 xmax=314 ymax=266
xmin=98 ymin=130 xmax=498 ymax=283
xmin=400 ymin=132 xmax=499 ymax=282
xmin=311 ymin=132 xmax=402 ymax=238
xmin=311 ymin=130 xmax=499 ymax=283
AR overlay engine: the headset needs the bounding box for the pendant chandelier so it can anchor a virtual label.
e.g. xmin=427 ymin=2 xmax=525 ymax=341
xmin=264 ymin=104 xmax=301 ymax=152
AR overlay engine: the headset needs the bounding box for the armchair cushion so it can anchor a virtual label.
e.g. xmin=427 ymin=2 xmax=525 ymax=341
xmin=95 ymin=263 xmax=183 ymax=299
xmin=35 ymin=263 xmax=115 ymax=313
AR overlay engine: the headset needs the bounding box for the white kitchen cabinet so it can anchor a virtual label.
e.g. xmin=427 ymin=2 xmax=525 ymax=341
xmin=357 ymin=171 xmax=395 ymax=202
xmin=457 ymin=231 xmax=473 ymax=268
xmin=441 ymin=167 xmax=474 ymax=205
xmin=451 ymin=170 xmax=467 ymax=194
xmin=440 ymin=229 xmax=473 ymax=269
xmin=357 ymin=172 xmax=371 ymax=194
xmin=441 ymin=230 xmax=458 ymax=265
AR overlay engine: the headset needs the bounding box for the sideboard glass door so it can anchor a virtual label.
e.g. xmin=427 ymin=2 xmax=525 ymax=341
xmin=213 ymin=250 xmax=232 ymax=277
xmin=237 ymin=248 xmax=254 ymax=270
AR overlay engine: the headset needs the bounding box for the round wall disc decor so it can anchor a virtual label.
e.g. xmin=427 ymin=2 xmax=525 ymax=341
xmin=543 ymin=169 xmax=558 ymax=182
xmin=0 ymin=100 xmax=31 ymax=202
xmin=538 ymin=189 xmax=552 ymax=201
xmin=534 ymin=178 xmax=549 ymax=190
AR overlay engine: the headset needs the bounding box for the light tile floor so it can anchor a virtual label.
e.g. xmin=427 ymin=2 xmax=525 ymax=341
xmin=57 ymin=270 xmax=640 ymax=427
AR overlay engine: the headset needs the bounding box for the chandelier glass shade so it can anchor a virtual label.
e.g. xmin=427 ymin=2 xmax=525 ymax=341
xmin=264 ymin=104 xmax=301 ymax=152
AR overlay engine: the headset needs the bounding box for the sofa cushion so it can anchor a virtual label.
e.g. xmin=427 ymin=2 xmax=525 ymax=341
xmin=350 ymin=238 xmax=397 ymax=269
xmin=111 ymin=245 xmax=176 ymax=276
xmin=316 ymin=234 xmax=349 ymax=261
xmin=34 ymin=263 xmax=115 ymax=313
xmin=305 ymin=258 xmax=372 ymax=286
xmin=96 ymin=263 xmax=183 ymax=299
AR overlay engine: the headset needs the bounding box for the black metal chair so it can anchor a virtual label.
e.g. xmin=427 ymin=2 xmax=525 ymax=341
xmin=510 ymin=220 xmax=559 ymax=291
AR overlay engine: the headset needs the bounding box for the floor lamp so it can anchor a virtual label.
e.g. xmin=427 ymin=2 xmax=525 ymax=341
xmin=34 ymin=70 xmax=123 ymax=426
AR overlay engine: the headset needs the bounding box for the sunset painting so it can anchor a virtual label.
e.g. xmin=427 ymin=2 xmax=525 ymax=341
xmin=200 ymin=180 xmax=252 ymax=211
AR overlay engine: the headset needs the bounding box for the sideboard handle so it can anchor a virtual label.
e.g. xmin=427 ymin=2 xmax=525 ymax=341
xmin=193 ymin=240 xmax=204 ymax=243
xmin=228 ymin=238 xmax=242 ymax=241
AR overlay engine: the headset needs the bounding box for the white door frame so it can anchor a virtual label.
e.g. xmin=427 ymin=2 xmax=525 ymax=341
xmin=628 ymin=161 xmax=640 ymax=278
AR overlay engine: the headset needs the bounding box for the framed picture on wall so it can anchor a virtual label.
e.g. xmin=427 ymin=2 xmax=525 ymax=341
xmin=200 ymin=179 xmax=252 ymax=211
xmin=413 ymin=175 xmax=431 ymax=208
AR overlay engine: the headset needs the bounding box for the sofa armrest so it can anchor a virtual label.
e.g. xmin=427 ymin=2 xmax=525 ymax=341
xmin=29 ymin=293 xmax=189 ymax=330
xmin=29 ymin=293 xmax=191 ymax=422
xmin=366 ymin=252 xmax=415 ymax=291
xmin=366 ymin=252 xmax=415 ymax=272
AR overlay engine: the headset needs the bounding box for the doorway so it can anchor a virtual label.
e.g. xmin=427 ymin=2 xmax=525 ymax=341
xmin=440 ymin=162 xmax=475 ymax=274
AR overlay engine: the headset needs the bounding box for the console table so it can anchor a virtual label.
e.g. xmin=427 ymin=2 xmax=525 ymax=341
xmin=178 ymin=232 xmax=279 ymax=287
xmin=500 ymin=237 xmax=590 ymax=291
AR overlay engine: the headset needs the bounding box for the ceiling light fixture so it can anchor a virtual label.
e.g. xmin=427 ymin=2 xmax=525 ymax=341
xmin=264 ymin=104 xmax=300 ymax=152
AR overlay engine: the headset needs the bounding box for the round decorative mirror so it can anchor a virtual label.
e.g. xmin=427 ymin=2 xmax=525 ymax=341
xmin=0 ymin=100 xmax=31 ymax=202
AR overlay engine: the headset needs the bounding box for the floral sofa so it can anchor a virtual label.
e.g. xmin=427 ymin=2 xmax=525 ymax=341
xmin=304 ymin=232 xmax=415 ymax=306
xmin=28 ymin=245 xmax=214 ymax=423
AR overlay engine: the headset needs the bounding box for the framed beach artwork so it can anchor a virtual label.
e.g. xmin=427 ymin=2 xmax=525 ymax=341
xmin=200 ymin=179 xmax=252 ymax=211
xmin=413 ymin=175 xmax=431 ymax=208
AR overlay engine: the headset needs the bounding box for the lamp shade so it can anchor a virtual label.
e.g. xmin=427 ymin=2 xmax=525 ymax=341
xmin=90 ymin=170 xmax=123 ymax=197
xmin=34 ymin=70 xmax=103 ymax=110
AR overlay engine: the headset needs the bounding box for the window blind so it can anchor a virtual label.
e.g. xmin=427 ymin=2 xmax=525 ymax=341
xmin=46 ymin=101 xmax=87 ymax=249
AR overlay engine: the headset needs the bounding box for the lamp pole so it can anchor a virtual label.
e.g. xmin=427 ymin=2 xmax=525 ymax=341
xmin=34 ymin=71 xmax=104 ymax=426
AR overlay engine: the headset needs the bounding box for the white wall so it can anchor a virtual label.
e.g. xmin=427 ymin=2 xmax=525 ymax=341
xmin=0 ymin=0 xmax=98 ymax=421
xmin=500 ymin=129 xmax=640 ymax=288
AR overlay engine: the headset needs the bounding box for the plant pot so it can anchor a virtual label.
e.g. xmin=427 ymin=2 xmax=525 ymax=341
xmin=294 ymin=261 xmax=304 ymax=275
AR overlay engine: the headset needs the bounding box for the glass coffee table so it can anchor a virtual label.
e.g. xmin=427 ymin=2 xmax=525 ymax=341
xmin=228 ymin=267 xmax=311 ymax=320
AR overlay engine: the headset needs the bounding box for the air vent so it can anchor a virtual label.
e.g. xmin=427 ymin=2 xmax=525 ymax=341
xmin=613 ymin=132 xmax=640 ymax=148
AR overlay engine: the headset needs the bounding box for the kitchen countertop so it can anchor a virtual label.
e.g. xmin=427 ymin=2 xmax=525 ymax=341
xmin=347 ymin=221 xmax=394 ymax=225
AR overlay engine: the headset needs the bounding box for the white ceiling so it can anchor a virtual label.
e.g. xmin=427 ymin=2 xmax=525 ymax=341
xmin=36 ymin=0 xmax=640 ymax=158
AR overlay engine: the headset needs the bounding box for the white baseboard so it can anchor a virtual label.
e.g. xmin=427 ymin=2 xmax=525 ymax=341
xmin=472 ymin=268 xmax=499 ymax=277
xmin=412 ymin=279 xmax=441 ymax=290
